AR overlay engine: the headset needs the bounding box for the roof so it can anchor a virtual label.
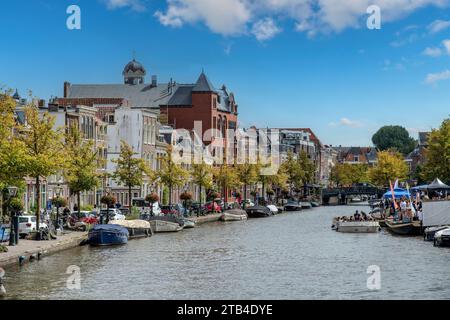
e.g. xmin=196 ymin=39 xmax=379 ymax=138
xmin=275 ymin=128 xmax=322 ymax=146
xmin=192 ymin=72 xmax=215 ymax=92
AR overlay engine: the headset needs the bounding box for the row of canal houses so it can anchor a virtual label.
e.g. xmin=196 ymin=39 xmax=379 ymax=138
xmin=12 ymin=59 xmax=327 ymax=213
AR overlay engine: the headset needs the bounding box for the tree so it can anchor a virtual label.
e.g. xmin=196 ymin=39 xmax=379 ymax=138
xmin=368 ymin=150 xmax=408 ymax=187
xmin=100 ymin=194 xmax=116 ymax=224
xmin=191 ymin=163 xmax=213 ymax=206
xmin=112 ymin=141 xmax=153 ymax=211
xmin=156 ymin=145 xmax=189 ymax=205
xmin=0 ymin=92 xmax=28 ymax=218
xmin=213 ymin=164 xmax=239 ymax=204
xmin=297 ymin=151 xmax=316 ymax=185
xmin=330 ymin=163 xmax=368 ymax=187
xmin=19 ymin=106 xmax=64 ymax=229
xmin=420 ymin=118 xmax=450 ymax=184
xmin=257 ymin=160 xmax=288 ymax=204
xmin=64 ymin=126 xmax=99 ymax=216
xmin=372 ymin=125 xmax=416 ymax=155
xmin=280 ymin=151 xmax=301 ymax=197
xmin=236 ymin=163 xmax=258 ymax=208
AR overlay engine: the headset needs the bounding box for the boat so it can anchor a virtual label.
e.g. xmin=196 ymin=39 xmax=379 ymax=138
xmin=301 ymin=202 xmax=312 ymax=209
xmin=108 ymin=220 xmax=152 ymax=239
xmin=378 ymin=219 xmax=387 ymax=228
xmin=334 ymin=220 xmax=380 ymax=233
xmin=266 ymin=205 xmax=279 ymax=215
xmin=182 ymin=219 xmax=196 ymax=229
xmin=433 ymin=228 xmax=450 ymax=247
xmin=284 ymin=201 xmax=302 ymax=212
xmin=245 ymin=206 xmax=271 ymax=218
xmin=276 ymin=206 xmax=284 ymax=213
xmin=385 ymin=219 xmax=422 ymax=236
xmin=149 ymin=219 xmax=184 ymax=232
xmin=350 ymin=196 xmax=363 ymax=203
xmin=88 ymin=224 xmax=129 ymax=246
xmin=310 ymin=201 xmax=320 ymax=207
xmin=220 ymin=209 xmax=248 ymax=221
xmin=424 ymin=225 xmax=450 ymax=241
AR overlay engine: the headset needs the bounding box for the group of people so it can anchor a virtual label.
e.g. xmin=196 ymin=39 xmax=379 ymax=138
xmin=382 ymin=196 xmax=423 ymax=222
xmin=337 ymin=210 xmax=375 ymax=222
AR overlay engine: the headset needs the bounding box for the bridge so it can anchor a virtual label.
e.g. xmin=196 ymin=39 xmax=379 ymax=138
xmin=322 ymin=186 xmax=387 ymax=205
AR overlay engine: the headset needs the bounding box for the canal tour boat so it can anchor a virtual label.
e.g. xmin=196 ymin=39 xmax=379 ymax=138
xmin=245 ymin=206 xmax=272 ymax=218
xmin=283 ymin=201 xmax=302 ymax=212
xmin=88 ymin=224 xmax=129 ymax=246
xmin=108 ymin=220 xmax=152 ymax=239
xmin=220 ymin=209 xmax=248 ymax=221
xmin=385 ymin=219 xmax=422 ymax=236
xmin=433 ymin=227 xmax=450 ymax=247
xmin=332 ymin=218 xmax=380 ymax=233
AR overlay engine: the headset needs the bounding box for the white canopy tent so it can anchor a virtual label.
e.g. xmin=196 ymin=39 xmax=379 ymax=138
xmin=423 ymin=201 xmax=450 ymax=227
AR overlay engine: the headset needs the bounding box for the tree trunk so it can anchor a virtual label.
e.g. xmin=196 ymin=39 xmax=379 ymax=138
xmin=77 ymin=192 xmax=81 ymax=216
xmin=129 ymin=184 xmax=132 ymax=211
xmin=35 ymin=176 xmax=41 ymax=230
xmin=243 ymin=185 xmax=247 ymax=209
xmin=169 ymin=184 xmax=172 ymax=205
xmin=199 ymin=185 xmax=202 ymax=207
xmin=262 ymin=182 xmax=265 ymax=205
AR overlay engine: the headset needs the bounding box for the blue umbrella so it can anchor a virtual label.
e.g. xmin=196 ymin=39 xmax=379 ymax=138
xmin=383 ymin=188 xmax=411 ymax=199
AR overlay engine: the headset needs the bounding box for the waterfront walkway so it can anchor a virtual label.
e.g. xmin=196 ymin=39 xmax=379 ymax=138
xmin=0 ymin=231 xmax=87 ymax=268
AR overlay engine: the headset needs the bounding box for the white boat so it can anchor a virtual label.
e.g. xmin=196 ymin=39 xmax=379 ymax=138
xmin=266 ymin=205 xmax=279 ymax=215
xmin=220 ymin=209 xmax=248 ymax=221
xmin=433 ymin=227 xmax=450 ymax=247
xmin=149 ymin=219 xmax=184 ymax=233
xmin=182 ymin=219 xmax=196 ymax=229
xmin=108 ymin=219 xmax=152 ymax=238
xmin=334 ymin=219 xmax=380 ymax=233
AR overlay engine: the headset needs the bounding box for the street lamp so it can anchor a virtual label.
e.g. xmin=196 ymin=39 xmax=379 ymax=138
xmin=54 ymin=183 xmax=63 ymax=233
xmin=7 ymin=186 xmax=18 ymax=246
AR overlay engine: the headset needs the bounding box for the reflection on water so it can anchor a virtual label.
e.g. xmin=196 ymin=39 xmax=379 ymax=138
xmin=3 ymin=205 xmax=450 ymax=300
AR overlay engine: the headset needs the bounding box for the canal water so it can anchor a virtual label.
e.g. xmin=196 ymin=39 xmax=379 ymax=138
xmin=3 ymin=205 xmax=450 ymax=299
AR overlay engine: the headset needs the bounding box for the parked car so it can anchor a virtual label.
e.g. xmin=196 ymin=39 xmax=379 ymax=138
xmin=100 ymin=208 xmax=125 ymax=221
xmin=18 ymin=215 xmax=48 ymax=237
xmin=203 ymin=201 xmax=222 ymax=213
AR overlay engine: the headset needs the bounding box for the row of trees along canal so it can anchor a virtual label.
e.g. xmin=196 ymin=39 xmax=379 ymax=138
xmin=0 ymin=91 xmax=320 ymax=228
xmin=330 ymin=122 xmax=450 ymax=188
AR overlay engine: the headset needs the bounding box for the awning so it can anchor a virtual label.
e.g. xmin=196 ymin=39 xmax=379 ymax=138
xmin=383 ymin=188 xmax=411 ymax=199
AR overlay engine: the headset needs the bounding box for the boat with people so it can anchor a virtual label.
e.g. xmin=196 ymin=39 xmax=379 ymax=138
xmin=88 ymin=224 xmax=129 ymax=246
xmin=385 ymin=219 xmax=422 ymax=236
xmin=245 ymin=206 xmax=271 ymax=218
xmin=109 ymin=220 xmax=152 ymax=239
xmin=220 ymin=209 xmax=248 ymax=221
xmin=283 ymin=201 xmax=302 ymax=212
xmin=433 ymin=227 xmax=450 ymax=247
xmin=332 ymin=210 xmax=380 ymax=233
xmin=266 ymin=205 xmax=279 ymax=215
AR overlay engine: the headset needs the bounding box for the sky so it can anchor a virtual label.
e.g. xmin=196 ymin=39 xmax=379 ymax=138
xmin=0 ymin=0 xmax=449 ymax=146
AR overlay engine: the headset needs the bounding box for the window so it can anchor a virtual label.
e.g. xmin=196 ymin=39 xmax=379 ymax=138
xmin=354 ymin=155 xmax=359 ymax=162
xmin=213 ymin=98 xmax=217 ymax=109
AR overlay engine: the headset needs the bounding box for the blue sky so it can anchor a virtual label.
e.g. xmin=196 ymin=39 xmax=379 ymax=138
xmin=1 ymin=0 xmax=449 ymax=146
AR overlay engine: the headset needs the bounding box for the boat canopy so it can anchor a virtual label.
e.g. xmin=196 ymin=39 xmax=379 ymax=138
xmin=383 ymin=188 xmax=411 ymax=199
xmin=93 ymin=224 xmax=129 ymax=233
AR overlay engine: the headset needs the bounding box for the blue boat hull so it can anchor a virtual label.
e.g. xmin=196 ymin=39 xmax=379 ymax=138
xmin=88 ymin=227 xmax=129 ymax=246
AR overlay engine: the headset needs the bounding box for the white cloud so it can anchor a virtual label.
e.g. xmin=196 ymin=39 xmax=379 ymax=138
xmin=251 ymin=18 xmax=281 ymax=41
xmin=443 ymin=39 xmax=450 ymax=54
xmin=102 ymin=0 xmax=145 ymax=11
xmin=331 ymin=117 xmax=363 ymax=128
xmin=425 ymin=70 xmax=450 ymax=84
xmin=428 ymin=19 xmax=450 ymax=33
xmin=154 ymin=0 xmax=251 ymax=36
xmin=423 ymin=47 xmax=442 ymax=57
xmin=121 ymin=0 xmax=450 ymax=39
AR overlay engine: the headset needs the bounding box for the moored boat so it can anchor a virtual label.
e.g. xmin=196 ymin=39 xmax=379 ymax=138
xmin=434 ymin=228 xmax=450 ymax=247
xmin=266 ymin=205 xmax=279 ymax=215
xmin=301 ymin=202 xmax=312 ymax=209
xmin=88 ymin=224 xmax=129 ymax=246
xmin=311 ymin=201 xmax=320 ymax=207
xmin=385 ymin=219 xmax=422 ymax=236
xmin=149 ymin=219 xmax=184 ymax=233
xmin=109 ymin=219 xmax=152 ymax=239
xmin=424 ymin=225 xmax=450 ymax=241
xmin=182 ymin=219 xmax=196 ymax=228
xmin=284 ymin=201 xmax=302 ymax=212
xmin=220 ymin=209 xmax=248 ymax=221
xmin=245 ymin=206 xmax=271 ymax=218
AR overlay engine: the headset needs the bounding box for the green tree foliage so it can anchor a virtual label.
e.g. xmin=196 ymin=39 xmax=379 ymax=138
xmin=64 ymin=126 xmax=99 ymax=215
xmin=236 ymin=163 xmax=258 ymax=207
xmin=372 ymin=125 xmax=416 ymax=155
xmin=156 ymin=145 xmax=189 ymax=205
xmin=368 ymin=150 xmax=408 ymax=187
xmin=19 ymin=106 xmax=64 ymax=229
xmin=420 ymin=118 xmax=450 ymax=183
xmin=191 ymin=163 xmax=213 ymax=206
xmin=112 ymin=141 xmax=153 ymax=210
xmin=330 ymin=163 xmax=368 ymax=187
xmin=280 ymin=151 xmax=316 ymax=194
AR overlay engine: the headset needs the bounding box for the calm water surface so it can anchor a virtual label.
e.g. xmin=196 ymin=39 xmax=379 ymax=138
xmin=3 ymin=205 xmax=450 ymax=299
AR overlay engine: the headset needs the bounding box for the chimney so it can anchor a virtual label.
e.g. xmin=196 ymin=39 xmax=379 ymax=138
xmin=64 ymin=81 xmax=71 ymax=97
xmin=151 ymin=75 xmax=157 ymax=87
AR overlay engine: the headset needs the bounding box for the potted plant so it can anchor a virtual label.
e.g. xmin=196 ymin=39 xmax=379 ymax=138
xmin=100 ymin=195 xmax=116 ymax=224
xmin=145 ymin=193 xmax=159 ymax=216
